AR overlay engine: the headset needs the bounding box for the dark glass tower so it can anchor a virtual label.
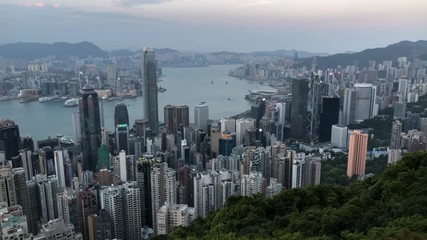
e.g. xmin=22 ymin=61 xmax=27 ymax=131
xmin=114 ymin=103 xmax=129 ymax=127
xmin=164 ymin=105 xmax=189 ymax=135
xmin=115 ymin=103 xmax=130 ymax=153
xmin=79 ymin=86 xmax=101 ymax=172
xmin=290 ymin=79 xmax=309 ymax=140
xmin=319 ymin=97 xmax=340 ymax=142
xmin=142 ymin=47 xmax=159 ymax=135
xmin=0 ymin=119 xmax=21 ymax=161
xmin=136 ymin=158 xmax=153 ymax=228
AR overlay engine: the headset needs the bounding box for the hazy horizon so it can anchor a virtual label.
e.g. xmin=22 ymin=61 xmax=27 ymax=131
xmin=0 ymin=0 xmax=426 ymax=53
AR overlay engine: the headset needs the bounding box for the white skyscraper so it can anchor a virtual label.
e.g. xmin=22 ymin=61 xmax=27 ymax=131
xmin=292 ymin=153 xmax=307 ymax=189
xmin=54 ymin=150 xmax=66 ymax=189
xmin=354 ymin=84 xmax=378 ymax=122
xmin=331 ymin=124 xmax=348 ymax=148
xmin=151 ymin=162 xmax=176 ymax=234
xmin=71 ymin=112 xmax=81 ymax=143
xmin=195 ymin=102 xmax=209 ymax=132
xmin=119 ymin=150 xmax=127 ymax=182
xmin=398 ymin=78 xmax=409 ymax=102
xmin=20 ymin=149 xmax=34 ymax=181
xmin=241 ymin=172 xmax=264 ymax=196
xmin=220 ymin=118 xmax=236 ymax=133
xmin=193 ymin=171 xmax=221 ymax=218
xmin=156 ymin=204 xmax=195 ymax=235
xmin=235 ymin=118 xmax=255 ymax=146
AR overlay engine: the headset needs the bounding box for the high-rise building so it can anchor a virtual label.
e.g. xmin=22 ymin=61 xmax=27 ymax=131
xmin=0 ymin=163 xmax=17 ymax=207
xmin=151 ymin=162 xmax=176 ymax=233
xmin=124 ymin=184 xmax=142 ymax=240
xmin=72 ymin=112 xmax=81 ymax=143
xmin=79 ymin=86 xmax=101 ymax=172
xmin=193 ymin=171 xmax=221 ymax=218
xmin=290 ymin=78 xmax=309 ymax=140
xmin=393 ymin=101 xmax=407 ymax=120
xmin=142 ymin=47 xmax=159 ymax=135
xmin=194 ymin=103 xmax=209 ymax=133
xmin=220 ymin=118 xmax=236 ymax=134
xmin=79 ymin=189 xmax=97 ymax=240
xmin=342 ymin=88 xmax=357 ymax=125
xmin=156 ymin=204 xmax=195 ymax=235
xmin=331 ymin=124 xmax=348 ymax=148
xmin=136 ymin=156 xmax=154 ymax=227
xmin=114 ymin=103 xmax=129 ymax=127
xmin=319 ymin=97 xmax=340 ymax=142
xmin=292 ymin=153 xmax=308 ymax=189
xmin=273 ymin=102 xmax=286 ymax=141
xmin=88 ymin=209 xmax=112 ymax=240
xmin=241 ymin=172 xmax=264 ymax=196
xmin=354 ymin=84 xmax=377 ymax=122
xmin=36 ymin=175 xmax=59 ymax=223
xmin=164 ymin=105 xmax=190 ymax=135
xmin=33 ymin=218 xmax=82 ymax=239
xmin=107 ymin=63 xmax=117 ymax=86
xmin=398 ymin=78 xmax=409 ymax=102
xmin=390 ymin=120 xmax=402 ymax=149
xmin=57 ymin=188 xmax=79 ymax=230
xmin=0 ymin=119 xmax=21 ymax=161
xmin=19 ymin=149 xmax=34 ymax=181
xmin=54 ymin=150 xmax=66 ymax=189
xmin=347 ymin=130 xmax=368 ymax=177
xmin=235 ymin=119 xmax=255 ymax=146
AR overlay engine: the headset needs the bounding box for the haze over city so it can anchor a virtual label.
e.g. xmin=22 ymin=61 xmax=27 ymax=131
xmin=1 ymin=0 xmax=427 ymax=53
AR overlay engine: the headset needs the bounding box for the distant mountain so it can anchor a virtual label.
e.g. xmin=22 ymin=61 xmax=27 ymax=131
xmin=298 ymin=40 xmax=427 ymax=68
xmin=0 ymin=41 xmax=107 ymax=59
xmin=249 ymin=49 xmax=330 ymax=58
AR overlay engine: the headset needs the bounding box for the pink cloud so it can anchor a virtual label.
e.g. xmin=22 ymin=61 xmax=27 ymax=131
xmin=19 ymin=2 xmax=60 ymax=8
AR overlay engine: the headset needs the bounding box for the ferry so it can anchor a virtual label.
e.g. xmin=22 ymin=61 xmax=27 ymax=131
xmin=63 ymin=98 xmax=79 ymax=107
xmin=38 ymin=96 xmax=60 ymax=103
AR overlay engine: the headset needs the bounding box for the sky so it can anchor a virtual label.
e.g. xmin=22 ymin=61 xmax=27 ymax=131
xmin=0 ymin=0 xmax=426 ymax=53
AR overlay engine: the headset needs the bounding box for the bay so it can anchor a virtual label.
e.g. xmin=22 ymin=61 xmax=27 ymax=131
xmin=0 ymin=65 xmax=275 ymax=141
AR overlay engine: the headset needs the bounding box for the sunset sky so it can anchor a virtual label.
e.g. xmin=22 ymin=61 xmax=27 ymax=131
xmin=0 ymin=0 xmax=426 ymax=53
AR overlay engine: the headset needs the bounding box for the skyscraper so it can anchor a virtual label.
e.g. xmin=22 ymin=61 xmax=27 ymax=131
xmin=164 ymin=105 xmax=190 ymax=135
xmin=290 ymin=78 xmax=309 ymax=140
xmin=331 ymin=124 xmax=348 ymax=148
xmin=107 ymin=63 xmax=117 ymax=86
xmin=79 ymin=86 xmax=101 ymax=172
xmin=194 ymin=102 xmax=209 ymax=133
xmin=0 ymin=119 xmax=21 ymax=161
xmin=354 ymin=84 xmax=377 ymax=122
xmin=390 ymin=120 xmax=402 ymax=149
xmin=347 ymin=130 xmax=368 ymax=177
xmin=142 ymin=47 xmax=159 ymax=135
xmin=319 ymin=97 xmax=340 ymax=142
xmin=342 ymin=88 xmax=357 ymax=125
xmin=114 ymin=103 xmax=129 ymax=127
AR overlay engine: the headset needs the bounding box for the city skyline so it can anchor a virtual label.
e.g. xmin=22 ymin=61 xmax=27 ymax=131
xmin=0 ymin=0 xmax=426 ymax=53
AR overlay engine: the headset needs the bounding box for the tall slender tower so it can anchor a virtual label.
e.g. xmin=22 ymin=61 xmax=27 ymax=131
xmin=347 ymin=130 xmax=368 ymax=177
xmin=306 ymin=57 xmax=321 ymax=143
xmin=194 ymin=102 xmax=209 ymax=133
xmin=142 ymin=47 xmax=159 ymax=135
xmin=115 ymin=103 xmax=130 ymax=154
xmin=79 ymin=86 xmax=101 ymax=172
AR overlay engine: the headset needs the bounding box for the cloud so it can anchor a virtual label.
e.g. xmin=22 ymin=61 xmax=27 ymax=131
xmin=114 ymin=0 xmax=174 ymax=7
xmin=236 ymin=0 xmax=275 ymax=8
xmin=19 ymin=2 xmax=61 ymax=8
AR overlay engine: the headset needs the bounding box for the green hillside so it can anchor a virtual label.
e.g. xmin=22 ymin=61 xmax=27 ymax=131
xmin=162 ymin=151 xmax=427 ymax=240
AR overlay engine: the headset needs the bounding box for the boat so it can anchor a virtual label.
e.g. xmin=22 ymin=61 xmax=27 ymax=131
xmin=158 ymin=86 xmax=167 ymax=93
xmin=63 ymin=98 xmax=79 ymax=107
xmin=226 ymin=81 xmax=228 ymax=84
xmin=39 ymin=96 xmax=60 ymax=103
xmin=228 ymin=98 xmax=231 ymax=101
xmin=211 ymin=80 xmax=213 ymax=84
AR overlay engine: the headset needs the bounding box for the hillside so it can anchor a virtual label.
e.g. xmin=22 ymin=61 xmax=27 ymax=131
xmin=297 ymin=40 xmax=427 ymax=68
xmin=0 ymin=41 xmax=108 ymax=59
xmin=163 ymin=151 xmax=427 ymax=239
